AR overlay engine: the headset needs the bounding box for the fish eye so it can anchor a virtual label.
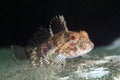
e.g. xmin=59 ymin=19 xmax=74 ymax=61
xmin=70 ymin=36 xmax=76 ymax=40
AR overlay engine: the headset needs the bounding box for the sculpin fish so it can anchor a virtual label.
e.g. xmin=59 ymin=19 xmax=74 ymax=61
xmin=30 ymin=15 xmax=94 ymax=66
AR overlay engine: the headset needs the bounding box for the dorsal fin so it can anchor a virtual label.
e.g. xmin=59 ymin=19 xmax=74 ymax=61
xmin=27 ymin=26 xmax=51 ymax=47
xmin=49 ymin=15 xmax=69 ymax=35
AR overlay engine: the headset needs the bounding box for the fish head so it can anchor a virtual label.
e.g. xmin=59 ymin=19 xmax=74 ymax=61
xmin=77 ymin=31 xmax=94 ymax=55
xmin=59 ymin=30 xmax=94 ymax=58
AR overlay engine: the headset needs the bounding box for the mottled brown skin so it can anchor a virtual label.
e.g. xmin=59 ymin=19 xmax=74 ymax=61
xmin=51 ymin=30 xmax=94 ymax=57
xmin=34 ymin=30 xmax=93 ymax=58
xmin=33 ymin=30 xmax=68 ymax=58
xmin=50 ymin=31 xmax=70 ymax=48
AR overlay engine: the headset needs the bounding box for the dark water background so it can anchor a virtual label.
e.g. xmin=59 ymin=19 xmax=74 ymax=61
xmin=1 ymin=0 xmax=120 ymax=47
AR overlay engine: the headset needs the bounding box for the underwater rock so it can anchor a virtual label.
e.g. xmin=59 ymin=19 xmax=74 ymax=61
xmin=106 ymin=37 xmax=120 ymax=50
xmin=74 ymin=67 xmax=110 ymax=79
xmin=113 ymin=75 xmax=120 ymax=80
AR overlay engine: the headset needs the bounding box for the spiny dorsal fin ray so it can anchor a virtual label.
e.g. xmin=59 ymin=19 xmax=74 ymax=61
xmin=49 ymin=15 xmax=68 ymax=35
xmin=59 ymin=15 xmax=68 ymax=31
xmin=49 ymin=25 xmax=54 ymax=37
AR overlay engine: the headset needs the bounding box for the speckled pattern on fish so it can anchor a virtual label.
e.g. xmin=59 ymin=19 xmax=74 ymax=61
xmin=30 ymin=15 xmax=94 ymax=66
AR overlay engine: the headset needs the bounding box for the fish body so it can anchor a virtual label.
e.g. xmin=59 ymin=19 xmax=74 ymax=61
xmin=30 ymin=15 xmax=94 ymax=66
